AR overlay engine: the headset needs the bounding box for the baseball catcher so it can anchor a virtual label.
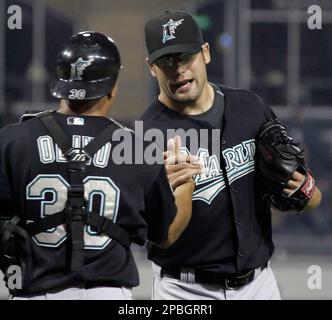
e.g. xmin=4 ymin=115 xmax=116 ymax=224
xmin=0 ymin=31 xmax=195 ymax=299
xmin=256 ymin=117 xmax=317 ymax=212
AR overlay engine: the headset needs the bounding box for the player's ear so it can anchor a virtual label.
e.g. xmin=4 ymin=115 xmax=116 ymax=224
xmin=201 ymin=43 xmax=211 ymax=65
xmin=146 ymin=58 xmax=157 ymax=78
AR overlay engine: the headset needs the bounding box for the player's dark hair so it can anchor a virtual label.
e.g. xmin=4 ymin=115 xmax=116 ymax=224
xmin=66 ymin=98 xmax=101 ymax=113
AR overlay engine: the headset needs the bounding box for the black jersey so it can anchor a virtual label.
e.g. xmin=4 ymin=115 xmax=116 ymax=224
xmin=138 ymin=84 xmax=275 ymax=275
xmin=0 ymin=112 xmax=176 ymax=296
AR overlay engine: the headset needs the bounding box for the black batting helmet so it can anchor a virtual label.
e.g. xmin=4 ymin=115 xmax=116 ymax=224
xmin=50 ymin=31 xmax=122 ymax=100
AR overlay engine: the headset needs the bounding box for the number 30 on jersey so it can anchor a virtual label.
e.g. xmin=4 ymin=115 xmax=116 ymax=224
xmin=26 ymin=174 xmax=120 ymax=250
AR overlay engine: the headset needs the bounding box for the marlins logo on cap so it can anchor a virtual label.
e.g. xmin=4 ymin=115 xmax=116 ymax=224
xmin=162 ymin=18 xmax=184 ymax=43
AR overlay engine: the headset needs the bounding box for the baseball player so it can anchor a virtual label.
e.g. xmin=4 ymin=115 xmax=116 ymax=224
xmin=138 ymin=10 xmax=322 ymax=300
xmin=0 ymin=31 xmax=195 ymax=299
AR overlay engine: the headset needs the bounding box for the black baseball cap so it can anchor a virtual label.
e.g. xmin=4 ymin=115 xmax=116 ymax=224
xmin=145 ymin=10 xmax=204 ymax=64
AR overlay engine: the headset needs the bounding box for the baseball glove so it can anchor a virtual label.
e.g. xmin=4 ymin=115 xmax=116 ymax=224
xmin=256 ymin=118 xmax=316 ymax=212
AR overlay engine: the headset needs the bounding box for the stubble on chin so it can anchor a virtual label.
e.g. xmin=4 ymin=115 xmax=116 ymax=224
xmin=172 ymin=88 xmax=201 ymax=105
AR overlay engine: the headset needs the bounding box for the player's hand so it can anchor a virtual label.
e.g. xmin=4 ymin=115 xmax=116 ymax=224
xmin=282 ymin=170 xmax=322 ymax=210
xmin=164 ymin=136 xmax=204 ymax=190
xmin=282 ymin=171 xmax=305 ymax=196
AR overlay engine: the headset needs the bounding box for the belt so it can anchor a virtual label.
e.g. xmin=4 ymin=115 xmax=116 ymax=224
xmin=160 ymin=263 xmax=268 ymax=290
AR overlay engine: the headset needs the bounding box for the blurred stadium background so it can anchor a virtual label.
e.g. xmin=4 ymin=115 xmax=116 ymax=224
xmin=0 ymin=0 xmax=331 ymax=299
